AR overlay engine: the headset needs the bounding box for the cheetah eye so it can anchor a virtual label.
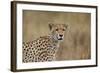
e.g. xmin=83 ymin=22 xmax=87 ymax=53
xmin=62 ymin=29 xmax=65 ymax=31
xmin=55 ymin=29 xmax=58 ymax=31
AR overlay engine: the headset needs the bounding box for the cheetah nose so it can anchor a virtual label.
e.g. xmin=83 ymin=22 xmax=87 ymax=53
xmin=59 ymin=35 xmax=63 ymax=37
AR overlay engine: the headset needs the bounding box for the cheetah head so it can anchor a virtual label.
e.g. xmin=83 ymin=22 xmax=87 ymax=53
xmin=49 ymin=23 xmax=68 ymax=41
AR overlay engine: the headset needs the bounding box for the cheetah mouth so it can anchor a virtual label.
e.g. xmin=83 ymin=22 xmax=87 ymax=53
xmin=58 ymin=38 xmax=63 ymax=40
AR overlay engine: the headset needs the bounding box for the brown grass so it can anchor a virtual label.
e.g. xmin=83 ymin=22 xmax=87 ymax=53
xmin=23 ymin=10 xmax=91 ymax=60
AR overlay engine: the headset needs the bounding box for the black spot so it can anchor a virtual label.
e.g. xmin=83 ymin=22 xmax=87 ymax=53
xmin=43 ymin=45 xmax=45 ymax=47
xmin=30 ymin=45 xmax=32 ymax=47
xmin=39 ymin=41 xmax=41 ymax=44
xmin=32 ymin=48 xmax=34 ymax=50
xmin=38 ymin=45 xmax=40 ymax=47
xmin=36 ymin=42 xmax=38 ymax=44
xmin=32 ymin=60 xmax=34 ymax=62
xmin=27 ymin=49 xmax=29 ymax=51
xmin=31 ymin=53 xmax=32 ymax=55
xmin=37 ymin=46 xmax=39 ymax=48
xmin=43 ymin=41 xmax=46 ymax=43
xmin=39 ymin=49 xmax=42 ymax=51
xmin=29 ymin=60 xmax=31 ymax=62
xmin=30 ymin=51 xmax=32 ymax=53
xmin=25 ymin=46 xmax=28 ymax=48
xmin=26 ymin=60 xmax=28 ymax=62
xmin=38 ymin=57 xmax=40 ymax=60
xmin=35 ymin=60 xmax=37 ymax=62
xmin=23 ymin=49 xmax=26 ymax=51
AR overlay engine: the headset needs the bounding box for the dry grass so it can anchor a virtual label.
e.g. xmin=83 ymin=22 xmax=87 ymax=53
xmin=23 ymin=10 xmax=91 ymax=60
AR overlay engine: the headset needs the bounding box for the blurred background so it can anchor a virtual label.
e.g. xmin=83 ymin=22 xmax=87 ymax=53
xmin=23 ymin=10 xmax=91 ymax=60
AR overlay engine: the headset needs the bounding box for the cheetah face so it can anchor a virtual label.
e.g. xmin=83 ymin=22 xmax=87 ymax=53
xmin=49 ymin=23 xmax=68 ymax=41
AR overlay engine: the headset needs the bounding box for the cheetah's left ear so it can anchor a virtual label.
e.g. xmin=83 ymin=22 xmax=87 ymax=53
xmin=63 ymin=24 xmax=68 ymax=29
xmin=49 ymin=23 xmax=54 ymax=30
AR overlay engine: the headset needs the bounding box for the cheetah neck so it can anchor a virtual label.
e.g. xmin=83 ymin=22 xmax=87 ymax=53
xmin=49 ymin=35 xmax=60 ymax=48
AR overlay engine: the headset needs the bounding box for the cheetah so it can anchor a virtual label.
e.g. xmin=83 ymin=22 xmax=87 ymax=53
xmin=23 ymin=23 xmax=68 ymax=63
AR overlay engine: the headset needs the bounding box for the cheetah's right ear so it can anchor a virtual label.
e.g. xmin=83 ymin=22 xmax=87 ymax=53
xmin=49 ymin=23 xmax=54 ymax=30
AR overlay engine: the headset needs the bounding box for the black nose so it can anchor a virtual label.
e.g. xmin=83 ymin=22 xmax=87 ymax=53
xmin=59 ymin=35 xmax=63 ymax=37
